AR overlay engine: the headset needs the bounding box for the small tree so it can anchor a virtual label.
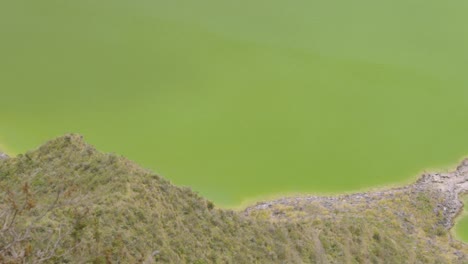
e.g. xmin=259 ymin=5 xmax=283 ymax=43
xmin=0 ymin=183 xmax=66 ymax=263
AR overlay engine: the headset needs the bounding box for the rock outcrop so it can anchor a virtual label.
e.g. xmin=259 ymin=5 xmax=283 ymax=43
xmin=415 ymin=158 xmax=468 ymax=228
xmin=245 ymin=158 xmax=468 ymax=230
xmin=0 ymin=152 xmax=8 ymax=160
xmin=1 ymin=134 xmax=467 ymax=263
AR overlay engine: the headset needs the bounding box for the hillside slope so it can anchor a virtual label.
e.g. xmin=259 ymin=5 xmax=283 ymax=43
xmin=0 ymin=135 xmax=467 ymax=263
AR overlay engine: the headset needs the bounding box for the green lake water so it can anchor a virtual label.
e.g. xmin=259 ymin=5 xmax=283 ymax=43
xmin=1 ymin=0 xmax=468 ymax=240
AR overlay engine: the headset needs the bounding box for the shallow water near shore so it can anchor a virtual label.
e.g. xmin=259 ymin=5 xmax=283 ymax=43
xmin=1 ymin=0 xmax=468 ymax=240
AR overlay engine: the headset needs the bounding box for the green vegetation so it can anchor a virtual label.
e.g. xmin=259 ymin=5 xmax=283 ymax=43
xmin=1 ymin=135 xmax=467 ymax=263
xmin=454 ymin=196 xmax=468 ymax=242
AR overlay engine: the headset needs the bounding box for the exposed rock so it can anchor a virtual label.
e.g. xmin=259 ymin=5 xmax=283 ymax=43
xmin=414 ymin=158 xmax=468 ymax=228
xmin=245 ymin=158 xmax=468 ymax=230
xmin=0 ymin=152 xmax=8 ymax=160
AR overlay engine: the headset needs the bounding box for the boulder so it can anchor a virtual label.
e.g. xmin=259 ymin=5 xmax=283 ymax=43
xmin=0 ymin=152 xmax=9 ymax=160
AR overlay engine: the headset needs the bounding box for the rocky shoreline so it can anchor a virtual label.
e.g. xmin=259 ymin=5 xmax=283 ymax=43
xmin=245 ymin=159 xmax=468 ymax=230
xmin=1 ymin=134 xmax=467 ymax=263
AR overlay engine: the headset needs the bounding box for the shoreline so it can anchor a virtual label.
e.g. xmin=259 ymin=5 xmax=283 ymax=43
xmin=243 ymin=158 xmax=468 ymax=242
xmin=234 ymin=156 xmax=468 ymax=211
xmin=2 ymin=135 xmax=468 ymax=242
xmin=2 ymin=134 xmax=467 ymax=210
xmin=2 ymin=134 xmax=467 ymax=262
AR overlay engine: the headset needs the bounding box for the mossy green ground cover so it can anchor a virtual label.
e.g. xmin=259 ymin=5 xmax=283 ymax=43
xmin=454 ymin=196 xmax=468 ymax=243
xmin=1 ymin=0 xmax=468 ymax=238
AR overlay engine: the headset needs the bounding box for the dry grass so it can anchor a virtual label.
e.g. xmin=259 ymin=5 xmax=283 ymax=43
xmin=0 ymin=134 xmax=467 ymax=263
